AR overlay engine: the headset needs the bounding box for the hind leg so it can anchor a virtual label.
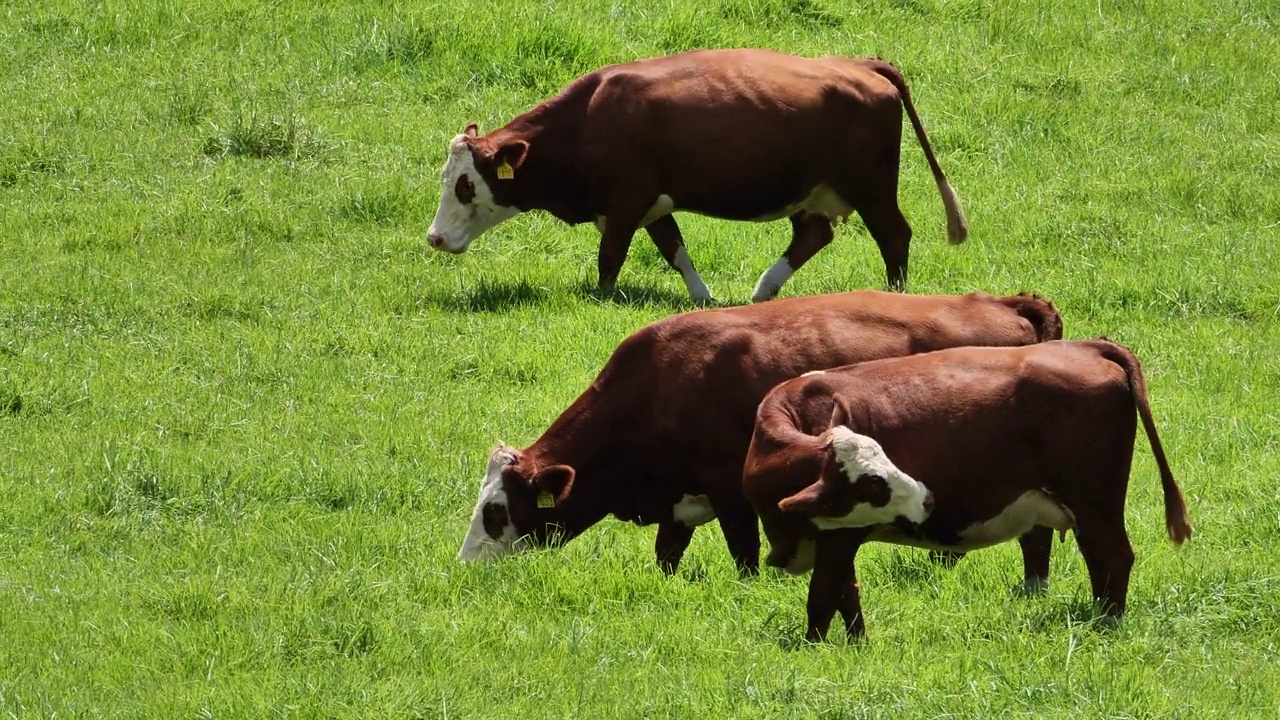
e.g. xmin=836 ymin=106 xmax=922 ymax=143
xmin=1018 ymin=526 xmax=1055 ymax=594
xmin=1075 ymin=513 xmax=1135 ymax=624
xmin=654 ymin=520 xmax=696 ymax=575
xmin=751 ymin=212 xmax=834 ymax=302
xmin=645 ymin=215 xmax=713 ymax=303
xmin=852 ymin=194 xmax=912 ymax=291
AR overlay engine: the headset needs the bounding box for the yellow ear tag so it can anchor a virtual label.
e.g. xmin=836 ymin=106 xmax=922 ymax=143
xmin=496 ymin=161 xmax=514 ymax=180
xmin=536 ymin=491 xmax=555 ymax=509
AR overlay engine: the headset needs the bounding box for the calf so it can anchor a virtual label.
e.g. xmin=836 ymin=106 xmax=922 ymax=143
xmin=426 ymin=48 xmax=967 ymax=303
xmin=742 ymin=339 xmax=1193 ymax=641
xmin=456 ymin=290 xmax=1063 ymax=575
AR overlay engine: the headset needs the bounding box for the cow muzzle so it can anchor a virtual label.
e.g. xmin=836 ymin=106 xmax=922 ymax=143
xmin=428 ymin=233 xmax=468 ymax=254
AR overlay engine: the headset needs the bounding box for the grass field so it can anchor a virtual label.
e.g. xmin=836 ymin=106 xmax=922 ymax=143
xmin=3 ymin=0 xmax=1280 ymax=716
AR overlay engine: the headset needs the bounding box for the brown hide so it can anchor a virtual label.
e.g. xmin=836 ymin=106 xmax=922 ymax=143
xmin=438 ymin=48 xmax=966 ymax=299
xmin=476 ymin=289 xmax=1064 ymax=575
xmin=742 ymin=339 xmax=1191 ymax=640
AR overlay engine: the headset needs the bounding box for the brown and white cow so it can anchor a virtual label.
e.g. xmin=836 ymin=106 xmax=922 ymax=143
xmin=426 ymin=48 xmax=967 ymax=303
xmin=742 ymin=339 xmax=1193 ymax=642
xmin=456 ymin=289 xmax=1063 ymax=575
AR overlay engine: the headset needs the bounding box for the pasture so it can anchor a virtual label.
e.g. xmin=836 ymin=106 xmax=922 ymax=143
xmin=2 ymin=0 xmax=1279 ymax=716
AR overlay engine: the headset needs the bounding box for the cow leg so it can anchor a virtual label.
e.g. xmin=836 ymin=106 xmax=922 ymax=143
xmin=654 ymin=519 xmax=696 ymax=575
xmin=804 ymin=528 xmax=866 ymax=642
xmin=1074 ymin=514 xmax=1134 ymax=626
xmin=1017 ymin=526 xmax=1055 ymax=594
xmin=698 ymin=463 xmax=762 ymax=576
xmin=751 ymin=212 xmax=834 ymax=303
xmin=851 ymin=195 xmax=912 ymax=291
xmin=717 ymin=505 xmax=761 ymax=577
xmin=645 ymin=215 xmax=713 ymax=304
xmin=596 ymin=223 xmax=637 ymax=293
xmin=836 ymin=554 xmax=867 ymax=641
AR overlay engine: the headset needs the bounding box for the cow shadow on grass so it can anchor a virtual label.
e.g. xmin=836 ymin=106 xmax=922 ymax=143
xmin=576 ymin=280 xmax=731 ymax=312
xmin=416 ymin=278 xmax=721 ymax=314
xmin=1022 ymin=596 xmax=1128 ymax=635
xmin=416 ymin=278 xmax=554 ymax=314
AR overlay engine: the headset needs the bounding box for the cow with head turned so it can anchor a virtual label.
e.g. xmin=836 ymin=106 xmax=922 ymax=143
xmin=456 ymin=289 xmax=1063 ymax=575
xmin=426 ymin=48 xmax=968 ymax=304
xmin=742 ymin=339 xmax=1193 ymax=642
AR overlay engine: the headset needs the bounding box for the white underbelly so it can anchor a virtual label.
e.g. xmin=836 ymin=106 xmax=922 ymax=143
xmin=749 ymin=184 xmax=854 ymax=224
xmin=870 ymin=490 xmax=1076 ymax=553
xmin=593 ymin=187 xmax=853 ymax=232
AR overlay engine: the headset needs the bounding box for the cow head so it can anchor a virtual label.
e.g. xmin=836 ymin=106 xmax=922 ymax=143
xmin=457 ymin=442 xmax=579 ymax=562
xmin=778 ymin=427 xmax=934 ymax=530
xmin=426 ymin=123 xmax=527 ymax=254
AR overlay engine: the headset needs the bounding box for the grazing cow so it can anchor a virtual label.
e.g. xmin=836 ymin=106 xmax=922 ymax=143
xmin=742 ymin=339 xmax=1193 ymax=642
xmin=426 ymin=48 xmax=967 ymax=303
xmin=456 ymin=290 xmax=1063 ymax=575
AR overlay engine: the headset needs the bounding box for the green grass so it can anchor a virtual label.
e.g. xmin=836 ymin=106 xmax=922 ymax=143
xmin=3 ymin=0 xmax=1279 ymax=716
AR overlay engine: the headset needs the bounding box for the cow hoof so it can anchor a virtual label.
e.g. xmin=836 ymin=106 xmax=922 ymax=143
xmin=1014 ymin=576 xmax=1049 ymax=596
xmin=1097 ymin=614 xmax=1122 ymax=631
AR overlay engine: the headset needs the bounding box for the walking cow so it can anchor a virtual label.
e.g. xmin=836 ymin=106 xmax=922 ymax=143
xmin=426 ymin=48 xmax=967 ymax=303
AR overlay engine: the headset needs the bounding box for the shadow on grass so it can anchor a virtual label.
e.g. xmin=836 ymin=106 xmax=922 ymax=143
xmin=417 ymin=277 xmax=736 ymax=314
xmin=1022 ymin=596 xmax=1128 ymax=635
xmin=418 ymin=278 xmax=554 ymax=313
xmin=575 ymin=280 xmax=735 ymax=312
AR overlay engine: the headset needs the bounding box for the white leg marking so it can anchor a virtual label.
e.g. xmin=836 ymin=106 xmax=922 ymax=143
xmin=751 ymin=258 xmax=794 ymax=303
xmin=672 ymin=246 xmax=712 ymax=302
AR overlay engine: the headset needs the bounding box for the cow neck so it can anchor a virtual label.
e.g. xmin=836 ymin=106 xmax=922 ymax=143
xmin=488 ymin=83 xmax=596 ymax=223
xmin=525 ymin=384 xmax=645 ymax=521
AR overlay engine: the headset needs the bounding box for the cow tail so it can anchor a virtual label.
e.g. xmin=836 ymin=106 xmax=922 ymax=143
xmin=863 ymin=58 xmax=969 ymax=245
xmin=1007 ymin=292 xmax=1065 ymax=342
xmin=1097 ymin=339 xmax=1193 ymax=544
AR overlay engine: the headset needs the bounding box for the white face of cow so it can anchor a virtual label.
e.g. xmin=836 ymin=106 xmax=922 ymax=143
xmin=426 ymin=133 xmax=519 ymax=254
xmin=457 ymin=444 xmax=526 ymax=562
xmin=778 ymin=427 xmax=934 ymax=529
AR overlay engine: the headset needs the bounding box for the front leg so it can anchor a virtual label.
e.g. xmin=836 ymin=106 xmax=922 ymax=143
xmin=597 ymin=226 xmax=636 ymax=293
xmin=804 ymin=527 xmax=868 ymax=642
xmin=837 ymin=561 xmax=866 ymax=640
xmin=596 ymin=194 xmax=656 ymax=293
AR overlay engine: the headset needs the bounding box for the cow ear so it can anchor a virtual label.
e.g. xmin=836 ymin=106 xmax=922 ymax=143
xmin=463 ymin=122 xmax=479 ymax=137
xmin=494 ymin=140 xmax=530 ymax=177
xmin=778 ymin=480 xmax=825 ymax=516
xmin=531 ymin=464 xmax=575 ymax=507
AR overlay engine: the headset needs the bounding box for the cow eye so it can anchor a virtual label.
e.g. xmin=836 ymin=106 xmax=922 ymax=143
xmin=455 ymin=174 xmax=476 ymax=204
xmin=481 ymin=502 xmax=510 ymax=539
